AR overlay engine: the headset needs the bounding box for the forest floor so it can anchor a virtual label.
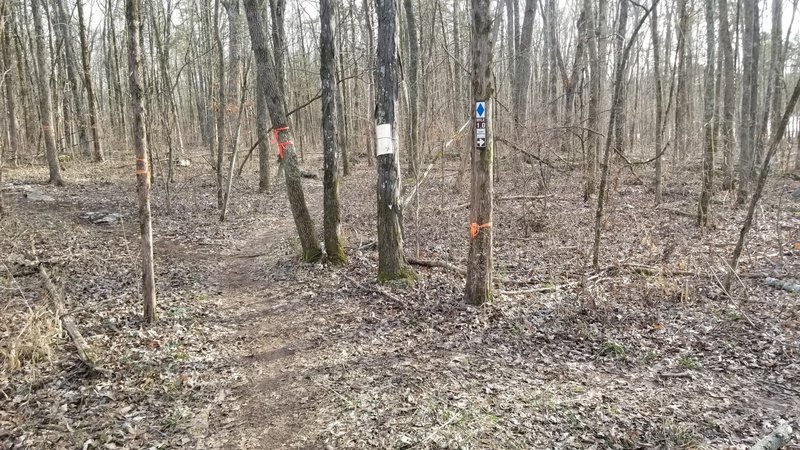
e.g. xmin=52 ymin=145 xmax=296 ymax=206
xmin=1 ymin=150 xmax=800 ymax=449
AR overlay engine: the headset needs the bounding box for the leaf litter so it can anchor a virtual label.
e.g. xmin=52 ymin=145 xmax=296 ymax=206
xmin=1 ymin=156 xmax=799 ymax=449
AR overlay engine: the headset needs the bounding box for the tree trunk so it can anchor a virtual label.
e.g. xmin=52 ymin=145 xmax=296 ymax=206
xmin=1 ymin=2 xmax=20 ymax=167
xmin=31 ymin=0 xmax=63 ymax=185
xmin=126 ymin=0 xmax=156 ymax=323
xmin=76 ymin=0 xmax=104 ymax=162
xmin=403 ymin=0 xmax=419 ymax=177
xmin=320 ymin=0 xmax=346 ymax=265
xmin=674 ymin=0 xmax=690 ymax=161
xmin=362 ymin=0 xmax=375 ymax=167
xmin=54 ymin=0 xmax=91 ymax=158
xmin=737 ymin=0 xmax=759 ymax=204
xmin=374 ymin=0 xmax=414 ymax=282
xmin=214 ymin=0 xmax=225 ymax=208
xmin=650 ymin=0 xmax=664 ymax=204
xmin=244 ymin=0 xmax=322 ymax=262
xmin=513 ymin=0 xmax=536 ymax=130
xmin=464 ymin=0 xmax=495 ymax=305
xmin=719 ymin=0 xmax=735 ymax=190
xmin=697 ymin=0 xmax=715 ymax=227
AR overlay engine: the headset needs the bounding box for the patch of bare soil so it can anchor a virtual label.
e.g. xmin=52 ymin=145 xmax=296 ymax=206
xmin=2 ymin=152 xmax=800 ymax=449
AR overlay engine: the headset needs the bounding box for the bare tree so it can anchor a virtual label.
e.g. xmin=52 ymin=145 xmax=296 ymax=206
xmin=375 ymin=0 xmax=414 ymax=281
xmin=650 ymin=0 xmax=664 ymax=204
xmin=126 ymin=0 xmax=156 ymax=322
xmin=320 ymin=0 xmax=345 ymax=265
xmin=31 ymin=0 xmax=63 ymax=185
xmin=737 ymin=0 xmax=759 ymax=205
xmin=697 ymin=0 xmax=715 ymax=226
xmin=718 ymin=0 xmax=735 ymax=190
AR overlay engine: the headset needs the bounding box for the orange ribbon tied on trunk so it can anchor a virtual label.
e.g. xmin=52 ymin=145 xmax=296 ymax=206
xmin=470 ymin=221 xmax=492 ymax=239
xmin=272 ymin=126 xmax=293 ymax=160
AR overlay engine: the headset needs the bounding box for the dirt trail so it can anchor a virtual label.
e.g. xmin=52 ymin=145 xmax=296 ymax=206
xmin=196 ymin=217 xmax=323 ymax=449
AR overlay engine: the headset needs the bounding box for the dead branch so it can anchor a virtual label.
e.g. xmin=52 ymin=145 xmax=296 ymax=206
xmin=39 ymin=265 xmax=109 ymax=375
xmin=407 ymin=256 xmax=466 ymax=276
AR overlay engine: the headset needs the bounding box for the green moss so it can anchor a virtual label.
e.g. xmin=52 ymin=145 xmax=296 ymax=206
xmin=377 ymin=265 xmax=417 ymax=284
xmin=325 ymin=243 xmax=347 ymax=266
xmin=302 ymin=247 xmax=323 ymax=263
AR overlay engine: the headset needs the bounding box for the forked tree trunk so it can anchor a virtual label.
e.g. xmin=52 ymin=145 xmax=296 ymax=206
xmin=244 ymin=0 xmax=322 ymax=262
xmin=697 ymin=0 xmax=715 ymax=227
xmin=76 ymin=0 xmax=104 ymax=162
xmin=320 ymin=0 xmax=346 ymax=265
xmin=31 ymin=0 xmax=63 ymax=185
xmin=126 ymin=0 xmax=156 ymax=323
xmin=375 ymin=0 xmax=414 ymax=282
xmin=464 ymin=0 xmax=495 ymax=305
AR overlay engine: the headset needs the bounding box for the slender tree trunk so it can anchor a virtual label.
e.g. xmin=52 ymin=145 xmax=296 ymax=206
xmin=584 ymin=0 xmax=601 ymax=200
xmin=1 ymin=3 xmax=19 ymax=167
xmin=592 ymin=0 xmax=653 ymax=269
xmin=650 ymin=0 xmax=664 ymax=204
xmin=464 ymin=0 xmax=495 ymax=305
xmin=513 ymin=0 xmax=536 ymax=130
xmin=403 ymin=0 xmax=419 ymax=177
xmin=737 ymin=0 xmax=759 ymax=204
xmin=54 ymin=0 xmax=91 ymax=158
xmin=244 ymin=0 xmax=322 ymax=262
xmin=320 ymin=0 xmax=346 ymax=265
xmin=214 ymin=0 xmax=225 ymax=208
xmin=674 ymin=0 xmax=689 ymax=161
xmin=75 ymin=0 xmax=104 ymax=162
xmin=374 ymin=0 xmax=414 ymax=282
xmin=362 ymin=0 xmax=375 ymax=167
xmin=719 ymin=0 xmax=735 ymax=189
xmin=31 ymin=0 xmax=63 ymax=185
xmin=697 ymin=0 xmax=715 ymax=226
xmin=255 ymin=8 xmax=271 ymax=194
xmin=126 ymin=0 xmax=156 ymax=323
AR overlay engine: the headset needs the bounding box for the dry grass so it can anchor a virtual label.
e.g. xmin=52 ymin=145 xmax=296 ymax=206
xmin=0 ymin=301 xmax=61 ymax=374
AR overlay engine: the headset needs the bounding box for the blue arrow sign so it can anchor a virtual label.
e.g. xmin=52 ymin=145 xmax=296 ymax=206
xmin=475 ymin=102 xmax=486 ymax=119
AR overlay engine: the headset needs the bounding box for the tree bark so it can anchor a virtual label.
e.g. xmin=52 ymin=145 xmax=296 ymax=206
xmin=650 ymin=0 xmax=664 ymax=204
xmin=126 ymin=0 xmax=156 ymax=323
xmin=1 ymin=1 xmax=20 ymax=167
xmin=513 ymin=0 xmax=536 ymax=130
xmin=697 ymin=0 xmax=715 ymax=227
xmin=76 ymin=0 xmax=104 ymax=162
xmin=737 ymin=0 xmax=759 ymax=205
xmin=375 ymin=0 xmax=414 ymax=282
xmin=244 ymin=0 xmax=322 ymax=262
xmin=320 ymin=0 xmax=346 ymax=265
xmin=719 ymin=0 xmax=735 ymax=190
xmin=31 ymin=0 xmax=63 ymax=185
xmin=464 ymin=0 xmax=495 ymax=305
xmin=53 ymin=0 xmax=90 ymax=158
xmin=403 ymin=0 xmax=420 ymax=177
xmin=674 ymin=0 xmax=690 ymax=161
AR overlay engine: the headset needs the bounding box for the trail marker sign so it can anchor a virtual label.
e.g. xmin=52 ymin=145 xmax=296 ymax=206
xmin=475 ymin=101 xmax=486 ymax=119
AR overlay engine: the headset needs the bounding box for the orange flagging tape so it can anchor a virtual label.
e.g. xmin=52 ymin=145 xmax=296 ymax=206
xmin=272 ymin=126 xmax=293 ymax=160
xmin=469 ymin=221 xmax=492 ymax=239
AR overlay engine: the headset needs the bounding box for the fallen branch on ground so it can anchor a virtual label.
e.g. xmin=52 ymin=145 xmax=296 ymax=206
xmin=407 ymin=256 xmax=466 ymax=276
xmin=39 ymin=265 xmax=109 ymax=375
